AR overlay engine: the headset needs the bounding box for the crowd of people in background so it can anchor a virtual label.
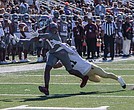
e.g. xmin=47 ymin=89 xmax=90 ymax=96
xmin=0 ymin=0 xmax=134 ymax=64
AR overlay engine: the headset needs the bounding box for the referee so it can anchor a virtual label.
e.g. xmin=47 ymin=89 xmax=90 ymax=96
xmin=102 ymin=15 xmax=117 ymax=60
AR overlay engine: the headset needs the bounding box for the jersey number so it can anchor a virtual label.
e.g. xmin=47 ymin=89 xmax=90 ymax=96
xmin=70 ymin=60 xmax=77 ymax=68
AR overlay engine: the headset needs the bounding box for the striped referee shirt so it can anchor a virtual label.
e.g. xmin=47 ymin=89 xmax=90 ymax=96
xmin=102 ymin=21 xmax=117 ymax=36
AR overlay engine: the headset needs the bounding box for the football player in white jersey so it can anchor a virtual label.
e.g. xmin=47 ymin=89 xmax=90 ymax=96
xmin=47 ymin=40 xmax=126 ymax=89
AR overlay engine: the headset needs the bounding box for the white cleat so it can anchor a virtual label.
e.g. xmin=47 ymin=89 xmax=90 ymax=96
xmin=118 ymin=76 xmax=126 ymax=89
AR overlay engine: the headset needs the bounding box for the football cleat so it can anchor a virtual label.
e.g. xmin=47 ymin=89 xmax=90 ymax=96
xmin=38 ymin=86 xmax=49 ymax=95
xmin=80 ymin=75 xmax=89 ymax=88
xmin=118 ymin=76 xmax=126 ymax=89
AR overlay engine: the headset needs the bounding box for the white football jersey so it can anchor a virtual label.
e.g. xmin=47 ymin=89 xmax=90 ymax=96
xmin=68 ymin=48 xmax=91 ymax=76
xmin=59 ymin=43 xmax=91 ymax=75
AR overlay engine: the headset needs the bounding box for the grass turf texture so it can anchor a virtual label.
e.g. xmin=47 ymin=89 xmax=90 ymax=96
xmin=0 ymin=60 xmax=134 ymax=110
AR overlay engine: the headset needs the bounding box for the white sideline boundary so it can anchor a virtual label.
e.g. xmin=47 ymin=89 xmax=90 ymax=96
xmin=0 ymin=68 xmax=134 ymax=74
xmin=2 ymin=105 xmax=109 ymax=110
xmin=0 ymin=94 xmax=134 ymax=98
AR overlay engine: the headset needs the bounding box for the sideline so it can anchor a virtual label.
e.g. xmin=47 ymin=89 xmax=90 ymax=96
xmin=2 ymin=105 xmax=109 ymax=110
xmin=0 ymin=56 xmax=133 ymax=73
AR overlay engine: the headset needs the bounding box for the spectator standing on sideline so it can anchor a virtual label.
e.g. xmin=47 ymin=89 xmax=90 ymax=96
xmin=0 ymin=22 xmax=6 ymax=64
xmin=102 ymin=15 xmax=117 ymax=61
xmin=73 ymin=20 xmax=84 ymax=56
xmin=95 ymin=19 xmax=102 ymax=58
xmin=18 ymin=14 xmax=33 ymax=62
xmin=84 ymin=17 xmax=98 ymax=59
xmin=1 ymin=12 xmax=12 ymax=61
xmin=115 ymin=16 xmax=123 ymax=56
xmin=82 ymin=15 xmax=88 ymax=56
xmin=122 ymin=16 xmax=133 ymax=57
xmin=10 ymin=14 xmax=20 ymax=63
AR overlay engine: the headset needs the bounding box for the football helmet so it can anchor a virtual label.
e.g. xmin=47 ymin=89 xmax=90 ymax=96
xmin=60 ymin=14 xmax=66 ymax=21
xmin=53 ymin=10 xmax=59 ymax=19
xmin=12 ymin=14 xmax=18 ymax=22
xmin=3 ymin=12 xmax=10 ymax=20
xmin=39 ymin=15 xmax=51 ymax=28
xmin=23 ymin=13 xmax=30 ymax=22
xmin=73 ymin=15 xmax=78 ymax=21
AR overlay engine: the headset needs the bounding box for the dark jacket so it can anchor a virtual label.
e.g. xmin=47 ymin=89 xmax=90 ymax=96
xmin=122 ymin=22 xmax=133 ymax=40
xmin=73 ymin=24 xmax=84 ymax=40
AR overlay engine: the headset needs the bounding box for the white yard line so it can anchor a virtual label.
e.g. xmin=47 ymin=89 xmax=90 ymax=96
xmin=0 ymin=75 xmax=134 ymax=77
xmin=0 ymin=82 xmax=133 ymax=86
xmin=2 ymin=105 xmax=109 ymax=110
xmin=104 ymin=68 xmax=134 ymax=70
xmin=97 ymin=64 xmax=134 ymax=65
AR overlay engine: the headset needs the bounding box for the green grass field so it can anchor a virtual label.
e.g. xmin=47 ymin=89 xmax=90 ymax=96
xmin=0 ymin=60 xmax=134 ymax=110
